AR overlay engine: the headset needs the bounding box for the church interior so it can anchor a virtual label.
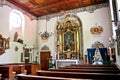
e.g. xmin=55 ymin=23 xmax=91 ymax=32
xmin=0 ymin=0 xmax=120 ymax=80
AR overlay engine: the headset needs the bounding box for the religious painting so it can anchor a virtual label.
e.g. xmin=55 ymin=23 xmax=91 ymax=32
xmin=0 ymin=39 xmax=3 ymax=50
xmin=64 ymin=31 xmax=74 ymax=51
xmin=0 ymin=34 xmax=6 ymax=55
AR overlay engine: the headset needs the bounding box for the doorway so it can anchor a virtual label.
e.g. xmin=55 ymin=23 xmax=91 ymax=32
xmin=40 ymin=51 xmax=50 ymax=70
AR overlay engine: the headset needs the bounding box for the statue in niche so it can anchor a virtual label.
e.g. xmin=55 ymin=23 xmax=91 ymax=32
xmin=13 ymin=32 xmax=18 ymax=42
xmin=6 ymin=37 xmax=10 ymax=49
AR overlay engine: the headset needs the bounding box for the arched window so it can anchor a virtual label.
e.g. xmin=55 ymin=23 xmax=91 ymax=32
xmin=9 ymin=10 xmax=25 ymax=38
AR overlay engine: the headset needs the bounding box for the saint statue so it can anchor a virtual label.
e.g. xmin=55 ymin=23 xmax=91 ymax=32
xmin=13 ymin=32 xmax=18 ymax=42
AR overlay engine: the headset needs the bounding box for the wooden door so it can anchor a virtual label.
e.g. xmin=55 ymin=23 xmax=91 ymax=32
xmin=40 ymin=51 xmax=50 ymax=70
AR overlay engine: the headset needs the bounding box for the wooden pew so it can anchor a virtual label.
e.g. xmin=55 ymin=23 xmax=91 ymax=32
xmin=0 ymin=63 xmax=41 ymax=75
xmin=37 ymin=70 xmax=120 ymax=80
xmin=0 ymin=66 xmax=14 ymax=80
xmin=58 ymin=64 xmax=119 ymax=71
xmin=59 ymin=66 xmax=119 ymax=70
xmin=11 ymin=65 xmax=25 ymax=74
xmin=69 ymin=64 xmax=117 ymax=67
xmin=0 ymin=63 xmax=41 ymax=79
xmin=0 ymin=64 xmax=25 ymax=74
xmin=16 ymin=74 xmax=92 ymax=80
xmin=49 ymin=68 xmax=120 ymax=73
xmin=24 ymin=64 xmax=41 ymax=75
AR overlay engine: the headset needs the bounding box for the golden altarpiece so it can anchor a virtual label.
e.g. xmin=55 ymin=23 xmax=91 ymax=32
xmin=56 ymin=14 xmax=83 ymax=61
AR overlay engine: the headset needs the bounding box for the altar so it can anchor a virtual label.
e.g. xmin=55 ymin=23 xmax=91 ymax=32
xmin=56 ymin=59 xmax=80 ymax=68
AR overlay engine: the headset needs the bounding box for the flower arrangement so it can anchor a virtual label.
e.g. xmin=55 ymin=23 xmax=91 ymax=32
xmin=93 ymin=54 xmax=100 ymax=61
xmin=93 ymin=54 xmax=103 ymax=65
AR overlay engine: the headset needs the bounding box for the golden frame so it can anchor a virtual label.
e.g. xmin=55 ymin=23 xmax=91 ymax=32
xmin=0 ymin=34 xmax=6 ymax=55
xmin=56 ymin=14 xmax=82 ymax=59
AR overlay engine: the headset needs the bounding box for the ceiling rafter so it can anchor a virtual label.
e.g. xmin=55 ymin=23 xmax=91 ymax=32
xmin=30 ymin=0 xmax=81 ymax=11
xmin=7 ymin=0 xmax=108 ymax=17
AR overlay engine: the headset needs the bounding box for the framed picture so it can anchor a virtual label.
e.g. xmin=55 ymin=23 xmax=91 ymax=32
xmin=0 ymin=34 xmax=6 ymax=55
xmin=64 ymin=31 xmax=75 ymax=51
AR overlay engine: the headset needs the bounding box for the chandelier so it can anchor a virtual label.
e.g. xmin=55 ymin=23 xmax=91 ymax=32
xmin=38 ymin=16 xmax=54 ymax=40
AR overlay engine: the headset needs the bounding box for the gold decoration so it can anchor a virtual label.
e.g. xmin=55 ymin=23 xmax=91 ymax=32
xmin=92 ymin=41 xmax=104 ymax=48
xmin=90 ymin=26 xmax=103 ymax=34
xmin=56 ymin=14 xmax=82 ymax=60
xmin=41 ymin=31 xmax=50 ymax=40
xmin=0 ymin=34 xmax=6 ymax=55
xmin=39 ymin=16 xmax=54 ymax=40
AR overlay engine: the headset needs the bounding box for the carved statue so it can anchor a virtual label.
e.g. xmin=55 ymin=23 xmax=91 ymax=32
xmin=13 ymin=32 xmax=18 ymax=42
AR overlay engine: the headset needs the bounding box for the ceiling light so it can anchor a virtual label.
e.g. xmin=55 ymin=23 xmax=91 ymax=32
xmin=38 ymin=16 xmax=54 ymax=40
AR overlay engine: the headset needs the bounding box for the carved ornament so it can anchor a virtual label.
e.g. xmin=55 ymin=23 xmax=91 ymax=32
xmin=90 ymin=26 xmax=103 ymax=34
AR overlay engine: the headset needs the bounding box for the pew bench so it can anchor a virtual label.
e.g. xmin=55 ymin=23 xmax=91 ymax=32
xmin=59 ymin=66 xmax=119 ymax=70
xmin=70 ymin=64 xmax=117 ymax=67
xmin=11 ymin=65 xmax=25 ymax=74
xmin=49 ymin=68 xmax=120 ymax=73
xmin=24 ymin=64 xmax=41 ymax=75
xmin=0 ymin=64 xmax=25 ymax=74
xmin=16 ymin=74 xmax=92 ymax=80
xmin=0 ymin=66 xmax=14 ymax=80
xmin=0 ymin=63 xmax=41 ymax=75
xmin=37 ymin=70 xmax=120 ymax=80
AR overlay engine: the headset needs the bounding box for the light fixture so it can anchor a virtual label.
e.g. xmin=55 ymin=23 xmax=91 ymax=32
xmin=38 ymin=16 xmax=54 ymax=40
xmin=19 ymin=0 xmax=29 ymax=3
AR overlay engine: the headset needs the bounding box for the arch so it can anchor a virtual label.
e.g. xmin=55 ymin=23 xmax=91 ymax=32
xmin=56 ymin=13 xmax=83 ymax=60
xmin=41 ymin=45 xmax=50 ymax=51
xmin=9 ymin=9 xmax=25 ymax=38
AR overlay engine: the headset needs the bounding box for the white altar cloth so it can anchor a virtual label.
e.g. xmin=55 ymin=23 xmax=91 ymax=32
xmin=56 ymin=59 xmax=80 ymax=68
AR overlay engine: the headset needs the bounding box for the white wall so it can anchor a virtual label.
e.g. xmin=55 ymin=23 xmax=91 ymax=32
xmin=38 ymin=7 xmax=113 ymax=62
xmin=78 ymin=7 xmax=112 ymax=54
xmin=0 ymin=5 xmax=37 ymax=63
xmin=38 ymin=18 xmax=57 ymax=61
xmin=0 ymin=4 xmax=119 ymax=65
xmin=0 ymin=42 xmax=23 ymax=63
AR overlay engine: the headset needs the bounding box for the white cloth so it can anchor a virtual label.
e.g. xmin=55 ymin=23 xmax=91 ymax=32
xmin=93 ymin=61 xmax=103 ymax=65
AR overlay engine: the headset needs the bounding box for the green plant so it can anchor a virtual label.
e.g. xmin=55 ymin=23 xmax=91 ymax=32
xmin=17 ymin=39 xmax=23 ymax=44
xmin=93 ymin=54 xmax=100 ymax=61
xmin=33 ymin=61 xmax=38 ymax=64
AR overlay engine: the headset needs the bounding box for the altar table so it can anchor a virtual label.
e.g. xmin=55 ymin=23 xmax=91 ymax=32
xmin=56 ymin=59 xmax=80 ymax=68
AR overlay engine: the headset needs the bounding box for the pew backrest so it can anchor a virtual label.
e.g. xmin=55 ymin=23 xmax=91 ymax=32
xmin=37 ymin=70 xmax=120 ymax=80
xmin=0 ymin=66 xmax=13 ymax=79
xmin=60 ymin=66 xmax=119 ymax=70
xmin=16 ymin=74 xmax=93 ymax=80
xmin=49 ymin=68 xmax=120 ymax=73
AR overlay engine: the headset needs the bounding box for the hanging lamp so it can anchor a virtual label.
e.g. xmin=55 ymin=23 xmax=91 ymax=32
xmin=39 ymin=16 xmax=54 ymax=40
